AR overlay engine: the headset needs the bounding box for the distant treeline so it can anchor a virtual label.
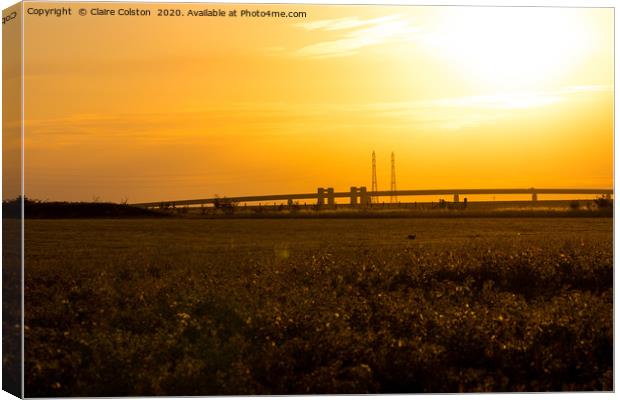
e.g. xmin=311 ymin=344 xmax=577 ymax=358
xmin=2 ymin=197 xmax=613 ymax=219
xmin=190 ymin=208 xmax=614 ymax=219
xmin=3 ymin=198 xmax=166 ymax=219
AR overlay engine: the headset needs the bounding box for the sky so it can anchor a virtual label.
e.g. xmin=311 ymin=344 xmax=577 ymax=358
xmin=3 ymin=1 xmax=21 ymax=200
xmin=22 ymin=4 xmax=613 ymax=203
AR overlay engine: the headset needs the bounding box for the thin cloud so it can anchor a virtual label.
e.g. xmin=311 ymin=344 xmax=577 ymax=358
xmin=559 ymin=85 xmax=612 ymax=94
xmin=293 ymin=15 xmax=418 ymax=59
xmin=296 ymin=16 xmax=396 ymax=32
xmin=431 ymin=92 xmax=562 ymax=110
xmin=365 ymin=85 xmax=611 ymax=130
xmin=24 ymin=85 xmax=611 ymax=143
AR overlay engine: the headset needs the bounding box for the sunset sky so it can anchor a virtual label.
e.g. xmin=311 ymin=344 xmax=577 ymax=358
xmin=22 ymin=4 xmax=613 ymax=203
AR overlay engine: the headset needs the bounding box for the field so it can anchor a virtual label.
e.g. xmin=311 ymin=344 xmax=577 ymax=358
xmin=24 ymin=217 xmax=613 ymax=396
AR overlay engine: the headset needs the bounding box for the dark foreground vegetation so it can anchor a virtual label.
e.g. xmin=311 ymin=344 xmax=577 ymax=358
xmin=183 ymin=207 xmax=613 ymax=219
xmin=162 ymin=197 xmax=614 ymax=219
xmin=24 ymin=218 xmax=612 ymax=395
xmin=4 ymin=197 xmax=613 ymax=219
xmin=3 ymin=198 xmax=166 ymax=219
xmin=3 ymin=219 xmax=21 ymax=396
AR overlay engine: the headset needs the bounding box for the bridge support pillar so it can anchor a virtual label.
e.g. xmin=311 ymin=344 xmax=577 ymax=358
xmin=453 ymin=194 xmax=459 ymax=202
xmin=350 ymin=187 xmax=358 ymax=206
xmin=327 ymin=188 xmax=335 ymax=208
xmin=531 ymin=192 xmax=538 ymax=202
xmin=359 ymin=186 xmax=370 ymax=207
xmin=317 ymin=187 xmax=325 ymax=207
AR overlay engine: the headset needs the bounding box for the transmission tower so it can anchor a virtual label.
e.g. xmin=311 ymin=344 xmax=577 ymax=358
xmin=390 ymin=152 xmax=397 ymax=203
xmin=371 ymin=151 xmax=378 ymax=203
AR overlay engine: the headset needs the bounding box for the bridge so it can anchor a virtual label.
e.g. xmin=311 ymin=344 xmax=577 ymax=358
xmin=132 ymin=187 xmax=614 ymax=208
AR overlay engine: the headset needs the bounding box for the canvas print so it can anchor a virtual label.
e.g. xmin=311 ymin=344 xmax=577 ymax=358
xmin=2 ymin=1 xmax=614 ymax=397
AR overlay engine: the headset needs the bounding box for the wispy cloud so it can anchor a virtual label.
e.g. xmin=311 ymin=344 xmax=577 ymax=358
xmin=24 ymin=85 xmax=611 ymax=143
xmin=559 ymin=85 xmax=612 ymax=94
xmin=362 ymin=85 xmax=611 ymax=130
xmin=296 ymin=16 xmax=384 ymax=32
xmin=292 ymin=15 xmax=418 ymax=59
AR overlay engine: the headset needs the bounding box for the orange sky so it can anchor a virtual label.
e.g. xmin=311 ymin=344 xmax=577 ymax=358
xmin=3 ymin=2 xmax=21 ymax=201
xmin=22 ymin=4 xmax=613 ymax=203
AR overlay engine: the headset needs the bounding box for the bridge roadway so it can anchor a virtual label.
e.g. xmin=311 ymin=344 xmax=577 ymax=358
xmin=132 ymin=187 xmax=614 ymax=208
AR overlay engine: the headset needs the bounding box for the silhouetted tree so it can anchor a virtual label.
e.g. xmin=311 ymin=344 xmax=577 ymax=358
xmin=594 ymin=196 xmax=612 ymax=209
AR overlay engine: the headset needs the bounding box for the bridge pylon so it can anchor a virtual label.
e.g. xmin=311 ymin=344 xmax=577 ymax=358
xmin=327 ymin=188 xmax=335 ymax=208
xmin=350 ymin=187 xmax=358 ymax=205
xmin=317 ymin=187 xmax=325 ymax=206
xmin=359 ymin=186 xmax=370 ymax=207
xmin=371 ymin=151 xmax=378 ymax=203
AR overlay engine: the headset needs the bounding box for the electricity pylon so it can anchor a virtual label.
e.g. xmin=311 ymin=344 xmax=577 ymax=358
xmin=390 ymin=152 xmax=397 ymax=203
xmin=371 ymin=151 xmax=378 ymax=203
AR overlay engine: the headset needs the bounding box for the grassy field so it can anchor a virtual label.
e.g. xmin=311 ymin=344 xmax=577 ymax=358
xmin=24 ymin=218 xmax=612 ymax=395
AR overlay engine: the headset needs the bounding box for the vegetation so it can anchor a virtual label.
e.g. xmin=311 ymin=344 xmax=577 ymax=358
xmin=3 ymin=219 xmax=21 ymax=396
xmin=4 ymin=198 xmax=167 ymax=219
xmin=6 ymin=197 xmax=613 ymax=219
xmin=593 ymin=196 xmax=613 ymax=209
xmin=187 ymin=207 xmax=613 ymax=219
xmin=24 ymin=218 xmax=612 ymax=396
xmin=167 ymin=199 xmax=614 ymax=219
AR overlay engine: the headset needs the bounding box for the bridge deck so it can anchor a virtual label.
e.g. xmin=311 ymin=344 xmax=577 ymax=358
xmin=132 ymin=188 xmax=613 ymax=208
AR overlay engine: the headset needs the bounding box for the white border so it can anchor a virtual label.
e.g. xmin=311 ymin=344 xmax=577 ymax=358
xmin=0 ymin=1 xmax=616 ymax=399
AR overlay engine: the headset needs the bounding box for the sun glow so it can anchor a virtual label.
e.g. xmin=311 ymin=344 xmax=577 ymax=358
xmin=420 ymin=8 xmax=600 ymax=92
xmin=22 ymin=5 xmax=612 ymax=202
